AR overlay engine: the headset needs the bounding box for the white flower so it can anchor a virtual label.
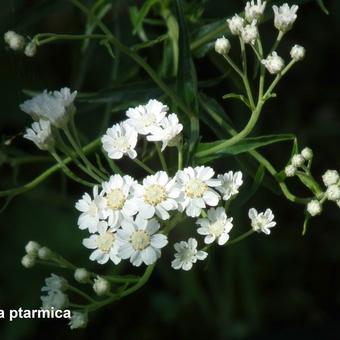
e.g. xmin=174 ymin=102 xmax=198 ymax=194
xmin=307 ymin=200 xmax=322 ymax=216
xmin=171 ymin=238 xmax=208 ymax=271
xmin=261 ymin=52 xmax=284 ymax=74
xmin=41 ymin=274 xmax=68 ymax=292
xmin=101 ymin=174 xmax=138 ymax=226
xmin=69 ymin=311 xmax=88 ymax=330
xmin=285 ymin=164 xmax=296 ymax=177
xmin=83 ymin=221 xmax=121 ymax=265
xmin=4 ymin=31 xmax=25 ymax=51
xmin=147 ymin=113 xmax=183 ymax=151
xmin=93 ymin=276 xmax=110 ymax=296
xmin=245 ymin=0 xmax=266 ymax=22
xmin=248 ymin=208 xmax=276 ymax=235
xmin=75 ymin=186 xmax=106 ymax=233
xmin=41 ymin=290 xmax=69 ymax=310
xmin=241 ymin=20 xmax=258 ymax=45
xmin=291 ymin=154 xmax=305 ymax=167
xmin=101 ymin=122 xmax=138 ymax=160
xmin=23 ymin=119 xmax=54 ymax=151
xmin=273 ymin=3 xmax=298 ymax=32
xmin=214 ymin=36 xmax=231 ymax=55
xmin=227 ymin=14 xmax=245 ymax=35
xmin=20 ymin=88 xmax=77 ymax=128
xmin=126 ymin=99 xmax=168 ymax=135
xmin=290 ymin=45 xmax=305 ymax=61
xmin=176 ymin=166 xmax=221 ymax=218
xmin=25 ymin=241 xmax=41 ymax=256
xmin=117 ymin=217 xmax=168 ymax=266
xmin=24 ymin=41 xmax=37 ymax=57
xmin=216 ymin=171 xmax=243 ymax=200
xmin=301 ymin=147 xmax=313 ymax=161
xmin=21 ymin=254 xmax=35 ymax=268
xmin=131 ymin=171 xmax=180 ymax=220
xmin=74 ymin=268 xmax=90 ymax=284
xmin=197 ymin=207 xmax=233 ymax=245
xmin=322 ymin=170 xmax=339 ymax=187
xmin=326 ymin=185 xmax=340 ymax=201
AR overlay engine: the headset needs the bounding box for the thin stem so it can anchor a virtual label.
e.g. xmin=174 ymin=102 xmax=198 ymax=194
xmin=132 ymin=158 xmax=155 ymax=175
xmin=270 ymin=31 xmax=284 ymax=54
xmin=35 ymin=33 xmax=105 ymax=46
xmin=156 ymin=143 xmax=168 ymax=172
xmin=223 ymin=54 xmax=243 ymax=78
xmin=67 ymin=284 xmax=96 ymax=303
xmin=227 ymin=229 xmax=255 ymax=246
xmin=177 ymin=143 xmax=183 ymax=170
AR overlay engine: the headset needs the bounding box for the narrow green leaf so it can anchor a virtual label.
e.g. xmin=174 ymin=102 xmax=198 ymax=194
xmin=296 ymin=173 xmax=322 ymax=196
xmin=131 ymin=0 xmax=159 ymax=35
xmin=316 ymin=0 xmax=329 ymax=15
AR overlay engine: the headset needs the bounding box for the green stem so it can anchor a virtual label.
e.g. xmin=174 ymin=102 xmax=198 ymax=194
xmin=35 ymin=33 xmax=105 ymax=46
xmin=67 ymin=284 xmax=96 ymax=303
xmin=227 ymin=229 xmax=255 ymax=246
xmin=132 ymin=158 xmax=155 ymax=175
xmin=156 ymin=143 xmax=168 ymax=172
xmin=177 ymin=143 xmax=183 ymax=170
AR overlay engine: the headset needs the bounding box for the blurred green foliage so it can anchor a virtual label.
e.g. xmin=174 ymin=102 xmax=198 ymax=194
xmin=1 ymin=0 xmax=340 ymax=339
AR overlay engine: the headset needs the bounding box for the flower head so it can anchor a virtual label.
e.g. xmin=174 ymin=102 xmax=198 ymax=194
xmin=75 ymin=186 xmax=106 ymax=233
xmin=131 ymin=171 xmax=180 ymax=220
xmin=93 ymin=276 xmax=110 ymax=296
xmin=301 ymin=147 xmax=313 ymax=160
xmin=291 ymin=154 xmax=305 ymax=167
xmin=326 ymin=185 xmax=340 ymax=202
xmin=20 ymin=88 xmax=77 ymax=128
xmin=197 ymin=207 xmax=233 ymax=245
xmin=126 ymin=99 xmax=168 ymax=135
xmin=245 ymin=0 xmax=266 ymax=22
xmin=117 ymin=217 xmax=168 ymax=266
xmin=101 ymin=122 xmax=138 ymax=160
xmin=41 ymin=290 xmax=69 ymax=310
xmin=290 ymin=45 xmax=305 ymax=61
xmin=4 ymin=31 xmax=25 ymax=51
xmin=171 ymin=238 xmax=208 ymax=271
xmin=241 ymin=20 xmax=258 ymax=45
xmin=41 ymin=274 xmax=68 ymax=293
xmin=24 ymin=41 xmax=37 ymax=57
xmin=307 ymin=200 xmax=322 ymax=216
xmin=285 ymin=164 xmax=297 ymax=177
xmin=273 ymin=3 xmax=298 ymax=32
xmin=261 ymin=52 xmax=284 ymax=74
xmin=74 ymin=268 xmax=90 ymax=284
xmin=176 ymin=166 xmax=221 ymax=217
xmin=227 ymin=14 xmax=245 ymax=35
xmin=322 ymin=170 xmax=339 ymax=187
xmin=249 ymin=208 xmax=276 ymax=235
xmin=101 ymin=174 xmax=138 ymax=226
xmin=69 ymin=311 xmax=88 ymax=330
xmin=24 ymin=119 xmax=54 ymax=151
xmin=214 ymin=36 xmax=231 ymax=55
xmin=217 ymin=171 xmax=243 ymax=201
xmin=83 ymin=221 xmax=121 ymax=265
xmin=146 ymin=113 xmax=183 ymax=151
xmin=21 ymin=254 xmax=35 ymax=268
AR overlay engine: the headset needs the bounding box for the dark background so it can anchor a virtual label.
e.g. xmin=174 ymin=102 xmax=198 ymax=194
xmin=0 ymin=0 xmax=339 ymax=339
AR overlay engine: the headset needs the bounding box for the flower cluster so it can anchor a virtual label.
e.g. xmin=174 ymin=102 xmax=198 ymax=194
xmin=40 ymin=274 xmax=69 ymax=310
xmin=285 ymin=147 xmax=313 ymax=177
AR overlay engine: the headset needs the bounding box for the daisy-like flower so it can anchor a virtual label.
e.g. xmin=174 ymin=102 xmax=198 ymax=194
xmin=75 ymin=186 xmax=106 ymax=233
xmin=101 ymin=122 xmax=138 ymax=160
xmin=69 ymin=311 xmax=88 ymax=330
xmin=147 ymin=113 xmax=183 ymax=151
xmin=126 ymin=99 xmax=168 ymax=135
xmin=176 ymin=166 xmax=221 ymax=217
xmin=217 ymin=171 xmax=243 ymax=201
xmin=261 ymin=52 xmax=284 ymax=74
xmin=196 ymin=207 xmax=233 ymax=245
xmin=41 ymin=290 xmax=69 ymax=310
xmin=227 ymin=14 xmax=245 ymax=35
xmin=117 ymin=217 xmax=168 ymax=266
xmin=131 ymin=171 xmax=180 ymax=220
xmin=101 ymin=174 xmax=138 ymax=226
xmin=23 ymin=119 xmax=54 ymax=151
xmin=272 ymin=3 xmax=298 ymax=33
xmin=171 ymin=238 xmax=208 ymax=271
xmin=248 ymin=208 xmax=276 ymax=235
xmin=41 ymin=274 xmax=68 ymax=292
xmin=241 ymin=20 xmax=258 ymax=45
xmin=82 ymin=221 xmax=121 ymax=265
xmin=245 ymin=0 xmax=267 ymax=23
xmin=20 ymin=88 xmax=77 ymax=128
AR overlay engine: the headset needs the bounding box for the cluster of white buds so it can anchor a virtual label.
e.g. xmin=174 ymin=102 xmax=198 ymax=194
xmin=21 ymin=241 xmax=41 ymax=268
xmin=285 ymin=147 xmax=313 ymax=177
xmin=40 ymin=274 xmax=69 ymax=310
xmin=4 ymin=30 xmax=37 ymax=57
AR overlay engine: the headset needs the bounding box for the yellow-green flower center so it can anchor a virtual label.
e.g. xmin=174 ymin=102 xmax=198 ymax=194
xmin=130 ymin=230 xmax=150 ymax=250
xmin=106 ymin=188 xmax=126 ymax=210
xmin=96 ymin=231 xmax=114 ymax=253
xmin=144 ymin=184 xmax=166 ymax=206
xmin=185 ymin=179 xmax=207 ymax=198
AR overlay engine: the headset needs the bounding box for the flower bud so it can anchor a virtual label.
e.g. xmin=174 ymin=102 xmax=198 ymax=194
xmin=21 ymin=254 xmax=35 ymax=268
xmin=301 ymin=147 xmax=313 ymax=161
xmin=322 ymin=170 xmax=339 ymax=187
xmin=4 ymin=30 xmax=25 ymax=51
xmin=307 ymin=200 xmax=322 ymax=216
xmin=25 ymin=241 xmax=41 ymax=256
xmin=69 ymin=311 xmax=88 ymax=330
xmin=74 ymin=268 xmax=90 ymax=284
xmin=285 ymin=164 xmax=296 ymax=177
xmin=93 ymin=276 xmax=110 ymax=296
xmin=215 ymin=37 xmax=231 ymax=56
xmin=38 ymin=247 xmax=52 ymax=260
xmin=227 ymin=14 xmax=244 ymax=35
xmin=262 ymin=52 xmax=284 ymax=74
xmin=326 ymin=185 xmax=340 ymax=202
xmin=24 ymin=41 xmax=37 ymax=57
xmin=290 ymin=45 xmax=305 ymax=61
xmin=291 ymin=154 xmax=305 ymax=167
xmin=273 ymin=4 xmax=298 ymax=33
xmin=241 ymin=21 xmax=258 ymax=44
